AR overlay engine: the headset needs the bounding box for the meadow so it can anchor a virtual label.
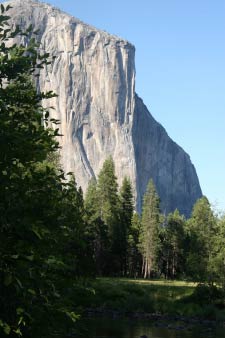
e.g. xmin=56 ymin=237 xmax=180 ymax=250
xmin=73 ymin=277 xmax=225 ymax=320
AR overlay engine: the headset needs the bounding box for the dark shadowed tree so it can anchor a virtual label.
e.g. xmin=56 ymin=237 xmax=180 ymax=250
xmin=84 ymin=178 xmax=108 ymax=275
xmin=159 ymin=210 xmax=186 ymax=279
xmin=0 ymin=7 xmax=87 ymax=337
xmin=93 ymin=157 xmax=120 ymax=274
xmin=117 ymin=177 xmax=134 ymax=275
xmin=127 ymin=212 xmax=142 ymax=277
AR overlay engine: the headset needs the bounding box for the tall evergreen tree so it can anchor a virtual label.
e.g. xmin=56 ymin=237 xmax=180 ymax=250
xmin=127 ymin=212 xmax=142 ymax=277
xmin=96 ymin=157 xmax=119 ymax=274
xmin=119 ymin=177 xmax=134 ymax=227
xmin=117 ymin=177 xmax=134 ymax=275
xmin=139 ymin=179 xmax=160 ymax=278
xmin=186 ymin=196 xmax=217 ymax=283
xmin=209 ymin=214 xmax=225 ymax=287
xmin=97 ymin=157 xmax=119 ymax=233
xmin=84 ymin=178 xmax=108 ymax=275
xmin=159 ymin=210 xmax=186 ymax=279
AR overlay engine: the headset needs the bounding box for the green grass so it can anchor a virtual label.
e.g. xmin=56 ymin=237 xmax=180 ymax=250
xmin=71 ymin=277 xmax=225 ymax=320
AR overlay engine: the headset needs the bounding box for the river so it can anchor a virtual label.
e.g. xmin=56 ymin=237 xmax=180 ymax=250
xmin=80 ymin=317 xmax=225 ymax=338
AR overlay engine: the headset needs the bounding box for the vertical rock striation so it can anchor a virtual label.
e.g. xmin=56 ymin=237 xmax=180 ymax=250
xmin=6 ymin=0 xmax=202 ymax=216
xmin=133 ymin=95 xmax=202 ymax=216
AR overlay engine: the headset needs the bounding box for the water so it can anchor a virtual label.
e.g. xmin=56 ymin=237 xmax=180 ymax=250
xmin=80 ymin=317 xmax=225 ymax=338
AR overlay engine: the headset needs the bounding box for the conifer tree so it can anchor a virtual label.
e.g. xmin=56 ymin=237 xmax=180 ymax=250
xmin=97 ymin=156 xmax=119 ymax=237
xmin=97 ymin=157 xmax=119 ymax=237
xmin=186 ymin=196 xmax=217 ymax=283
xmin=117 ymin=177 xmax=134 ymax=275
xmin=119 ymin=177 xmax=134 ymax=227
xmin=127 ymin=212 xmax=142 ymax=277
xmin=95 ymin=157 xmax=119 ymax=274
xmin=210 ymin=214 xmax=225 ymax=287
xmin=139 ymin=179 xmax=160 ymax=278
xmin=84 ymin=178 xmax=108 ymax=275
xmin=159 ymin=210 xmax=186 ymax=279
xmin=84 ymin=178 xmax=99 ymax=228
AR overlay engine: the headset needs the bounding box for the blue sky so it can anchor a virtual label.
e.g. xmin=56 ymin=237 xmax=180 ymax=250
xmin=12 ymin=0 xmax=225 ymax=211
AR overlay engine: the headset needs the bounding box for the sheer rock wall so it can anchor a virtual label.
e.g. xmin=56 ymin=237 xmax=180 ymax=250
xmin=7 ymin=0 xmax=202 ymax=216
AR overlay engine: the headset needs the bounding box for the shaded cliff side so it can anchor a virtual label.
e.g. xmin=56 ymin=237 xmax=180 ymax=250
xmin=6 ymin=0 xmax=202 ymax=216
xmin=133 ymin=95 xmax=202 ymax=216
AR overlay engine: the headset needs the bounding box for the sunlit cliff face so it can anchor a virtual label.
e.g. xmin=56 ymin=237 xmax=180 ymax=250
xmin=8 ymin=0 xmax=202 ymax=216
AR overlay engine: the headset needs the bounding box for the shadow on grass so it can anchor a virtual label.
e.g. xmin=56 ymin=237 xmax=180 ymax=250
xmin=71 ymin=277 xmax=225 ymax=320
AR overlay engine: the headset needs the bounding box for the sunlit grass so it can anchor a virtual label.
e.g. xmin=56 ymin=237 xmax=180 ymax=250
xmin=100 ymin=277 xmax=196 ymax=287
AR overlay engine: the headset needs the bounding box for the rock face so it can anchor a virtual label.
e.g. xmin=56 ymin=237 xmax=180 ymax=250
xmin=133 ymin=96 xmax=202 ymax=215
xmin=7 ymin=0 xmax=202 ymax=216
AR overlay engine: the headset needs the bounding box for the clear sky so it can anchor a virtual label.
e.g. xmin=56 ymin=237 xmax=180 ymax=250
xmin=10 ymin=0 xmax=225 ymax=211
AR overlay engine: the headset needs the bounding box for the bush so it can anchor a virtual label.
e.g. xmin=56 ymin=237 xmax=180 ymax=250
xmin=191 ymin=284 xmax=225 ymax=305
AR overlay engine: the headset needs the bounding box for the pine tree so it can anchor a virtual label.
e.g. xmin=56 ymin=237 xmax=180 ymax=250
xmin=84 ymin=178 xmax=108 ymax=275
xmin=91 ymin=157 xmax=120 ymax=274
xmin=117 ymin=177 xmax=134 ymax=275
xmin=84 ymin=178 xmax=98 ymax=223
xmin=159 ymin=210 xmax=186 ymax=279
xmin=209 ymin=214 xmax=225 ymax=287
xmin=139 ymin=179 xmax=160 ymax=278
xmin=186 ymin=196 xmax=217 ymax=283
xmin=127 ymin=212 xmax=142 ymax=277
xmin=97 ymin=156 xmax=119 ymax=239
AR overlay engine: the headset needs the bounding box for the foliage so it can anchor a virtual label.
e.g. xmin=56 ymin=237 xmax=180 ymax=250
xmin=116 ymin=177 xmax=134 ymax=275
xmin=185 ymin=197 xmax=217 ymax=283
xmin=84 ymin=164 xmax=225 ymax=289
xmin=84 ymin=178 xmax=108 ymax=275
xmin=139 ymin=179 xmax=161 ymax=278
xmin=84 ymin=157 xmax=122 ymax=275
xmin=190 ymin=284 xmax=225 ymax=306
xmin=206 ymin=214 xmax=225 ymax=287
xmin=127 ymin=212 xmax=142 ymax=277
xmin=2 ymin=4 xmax=225 ymax=335
xmin=0 ymin=6 xmax=87 ymax=337
xmin=97 ymin=156 xmax=119 ymax=241
xmin=159 ymin=210 xmax=186 ymax=279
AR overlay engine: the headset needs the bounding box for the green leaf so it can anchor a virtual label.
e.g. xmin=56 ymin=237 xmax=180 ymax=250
xmin=4 ymin=273 xmax=12 ymax=286
xmin=13 ymin=328 xmax=22 ymax=336
xmin=15 ymin=278 xmax=23 ymax=289
xmin=3 ymin=323 xmax=11 ymax=335
xmin=28 ymin=289 xmax=36 ymax=296
xmin=18 ymin=317 xmax=24 ymax=326
xmin=65 ymin=311 xmax=80 ymax=323
xmin=31 ymin=226 xmax=42 ymax=239
xmin=25 ymin=255 xmax=34 ymax=262
xmin=16 ymin=308 xmax=24 ymax=315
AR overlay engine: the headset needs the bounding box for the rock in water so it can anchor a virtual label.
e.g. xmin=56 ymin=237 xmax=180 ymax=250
xmin=6 ymin=0 xmax=202 ymax=216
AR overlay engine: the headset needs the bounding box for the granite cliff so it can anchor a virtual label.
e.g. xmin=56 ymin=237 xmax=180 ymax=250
xmin=6 ymin=0 xmax=202 ymax=216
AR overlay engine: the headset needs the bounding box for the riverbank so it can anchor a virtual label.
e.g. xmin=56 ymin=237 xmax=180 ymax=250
xmin=77 ymin=316 xmax=225 ymax=338
xmin=73 ymin=277 xmax=225 ymax=321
